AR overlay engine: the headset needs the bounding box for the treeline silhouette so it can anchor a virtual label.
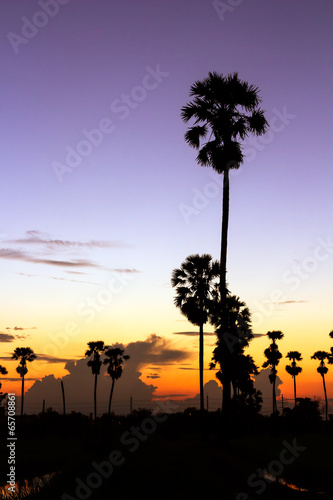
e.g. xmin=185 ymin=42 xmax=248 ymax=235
xmin=1 ymin=327 xmax=332 ymax=426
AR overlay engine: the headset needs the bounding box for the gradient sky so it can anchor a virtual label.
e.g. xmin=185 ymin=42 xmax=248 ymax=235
xmin=1 ymin=0 xmax=332 ymax=407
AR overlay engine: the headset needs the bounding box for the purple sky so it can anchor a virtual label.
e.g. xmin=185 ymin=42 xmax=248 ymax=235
xmin=1 ymin=0 xmax=332 ymax=397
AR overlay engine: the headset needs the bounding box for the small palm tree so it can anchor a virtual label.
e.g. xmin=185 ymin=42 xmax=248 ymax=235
xmin=328 ymin=330 xmax=333 ymax=364
xmin=12 ymin=348 xmax=37 ymax=416
xmin=85 ymin=341 xmax=106 ymax=422
xmin=311 ymin=350 xmax=330 ymax=421
xmin=262 ymin=331 xmax=284 ymax=414
xmin=171 ymin=254 xmax=219 ymax=412
xmin=0 ymin=365 xmax=7 ymax=377
xmin=181 ymin=72 xmax=268 ymax=424
xmin=103 ymin=347 xmax=130 ymax=415
xmin=285 ymin=351 xmax=302 ymax=407
xmin=0 ymin=365 xmax=8 ymax=405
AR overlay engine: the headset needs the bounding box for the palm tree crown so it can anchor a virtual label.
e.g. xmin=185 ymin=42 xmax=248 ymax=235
xmin=104 ymin=347 xmax=130 ymax=380
xmin=171 ymin=254 xmax=219 ymax=326
xmin=285 ymin=351 xmax=303 ymax=377
xmin=328 ymin=330 xmax=333 ymax=364
xmin=0 ymin=365 xmax=8 ymax=376
xmin=12 ymin=347 xmax=37 ymax=365
xmin=103 ymin=347 xmax=130 ymax=415
xmin=311 ymin=350 xmax=329 ymax=376
xmin=85 ymin=341 xmax=106 ymax=375
xmin=181 ymin=71 xmax=268 ymax=172
xmin=285 ymin=351 xmax=302 ymax=407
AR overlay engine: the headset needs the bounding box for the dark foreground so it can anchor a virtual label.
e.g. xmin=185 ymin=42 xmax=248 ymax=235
xmin=0 ymin=410 xmax=332 ymax=499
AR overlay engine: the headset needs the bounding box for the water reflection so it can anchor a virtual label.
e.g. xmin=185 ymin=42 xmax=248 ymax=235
xmin=263 ymin=470 xmax=329 ymax=496
xmin=0 ymin=472 xmax=57 ymax=498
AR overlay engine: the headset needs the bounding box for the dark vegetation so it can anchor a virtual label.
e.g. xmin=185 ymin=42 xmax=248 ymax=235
xmin=0 ymin=404 xmax=332 ymax=499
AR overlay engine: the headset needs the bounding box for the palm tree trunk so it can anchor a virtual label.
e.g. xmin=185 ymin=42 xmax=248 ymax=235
xmin=199 ymin=322 xmax=204 ymax=413
xmin=94 ymin=373 xmax=97 ymax=422
xmin=322 ymin=374 xmax=328 ymax=422
xmin=293 ymin=375 xmax=297 ymax=408
xmin=21 ymin=375 xmax=24 ymax=417
xmin=61 ymin=380 xmax=66 ymax=416
xmin=108 ymin=378 xmax=115 ymax=415
xmin=220 ymin=169 xmax=231 ymax=424
xmin=272 ymin=376 xmax=276 ymax=414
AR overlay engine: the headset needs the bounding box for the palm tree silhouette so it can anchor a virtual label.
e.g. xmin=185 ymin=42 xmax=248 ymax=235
xmin=262 ymin=331 xmax=284 ymax=414
xmin=181 ymin=72 xmax=268 ymax=422
xmin=285 ymin=351 xmax=302 ymax=408
xmin=311 ymin=350 xmax=330 ymax=421
xmin=328 ymin=330 xmax=333 ymax=364
xmin=0 ymin=364 xmax=7 ymax=379
xmin=210 ymin=292 xmax=257 ymax=405
xmin=103 ymin=347 xmax=130 ymax=415
xmin=12 ymin=347 xmax=37 ymax=416
xmin=85 ymin=341 xmax=106 ymax=422
xmin=0 ymin=365 xmax=8 ymax=406
xmin=171 ymin=254 xmax=219 ymax=412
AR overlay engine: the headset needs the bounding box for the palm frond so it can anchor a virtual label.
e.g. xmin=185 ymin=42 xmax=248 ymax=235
xmin=184 ymin=125 xmax=208 ymax=149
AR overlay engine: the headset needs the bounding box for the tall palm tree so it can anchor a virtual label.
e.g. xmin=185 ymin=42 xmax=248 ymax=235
xmin=311 ymin=350 xmax=330 ymax=421
xmin=171 ymin=254 xmax=219 ymax=412
xmin=262 ymin=331 xmax=284 ymax=414
xmin=12 ymin=347 xmax=37 ymax=416
xmin=103 ymin=347 xmax=130 ymax=415
xmin=285 ymin=351 xmax=302 ymax=407
xmin=85 ymin=341 xmax=105 ymax=422
xmin=181 ymin=72 xmax=268 ymax=422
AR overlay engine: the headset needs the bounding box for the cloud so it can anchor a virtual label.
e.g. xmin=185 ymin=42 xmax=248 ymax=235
xmin=254 ymin=368 xmax=283 ymax=414
xmin=252 ymin=333 xmax=267 ymax=338
xmin=6 ymin=326 xmax=37 ymax=331
xmin=111 ymin=268 xmax=140 ymax=273
xmin=268 ymin=300 xmax=309 ymax=305
xmin=0 ymin=333 xmax=15 ymax=343
xmin=173 ymin=331 xmax=215 ymax=336
xmin=154 ymin=380 xmax=222 ymax=410
xmin=0 ymin=330 xmax=32 ymax=342
xmin=125 ymin=334 xmax=193 ymax=366
xmin=65 ymin=271 xmax=88 ymax=275
xmin=35 ymin=354 xmax=74 ymax=364
xmin=0 ymin=248 xmax=101 ymax=269
xmin=5 ymin=377 xmax=41 ymax=382
xmin=0 ymin=230 xmax=138 ymax=272
xmin=178 ymin=366 xmax=212 ymax=370
xmin=16 ymin=272 xmax=39 ymax=278
xmin=50 ymin=276 xmax=101 ymax=286
xmin=153 ymin=394 xmax=189 ymax=398
xmin=23 ymin=335 xmax=192 ymax=415
xmin=146 ymin=373 xmax=160 ymax=379
xmin=6 ymin=230 xmax=127 ymax=250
